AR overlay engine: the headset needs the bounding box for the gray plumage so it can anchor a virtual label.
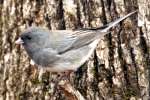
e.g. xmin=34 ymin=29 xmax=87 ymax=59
xmin=15 ymin=11 xmax=137 ymax=72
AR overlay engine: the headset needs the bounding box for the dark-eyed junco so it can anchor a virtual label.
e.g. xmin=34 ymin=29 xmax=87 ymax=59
xmin=15 ymin=11 xmax=137 ymax=73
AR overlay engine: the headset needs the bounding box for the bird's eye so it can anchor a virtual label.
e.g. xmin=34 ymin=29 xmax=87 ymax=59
xmin=25 ymin=35 xmax=32 ymax=40
xmin=21 ymin=35 xmax=32 ymax=41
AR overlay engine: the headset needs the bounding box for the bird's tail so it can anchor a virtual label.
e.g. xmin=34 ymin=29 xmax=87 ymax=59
xmin=96 ymin=10 xmax=137 ymax=33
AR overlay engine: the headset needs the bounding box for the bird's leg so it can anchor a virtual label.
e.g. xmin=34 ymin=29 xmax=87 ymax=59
xmin=53 ymin=70 xmax=73 ymax=94
xmin=65 ymin=70 xmax=73 ymax=78
xmin=57 ymin=70 xmax=74 ymax=81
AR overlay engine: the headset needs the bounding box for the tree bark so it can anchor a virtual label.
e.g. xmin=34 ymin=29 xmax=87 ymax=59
xmin=0 ymin=0 xmax=149 ymax=100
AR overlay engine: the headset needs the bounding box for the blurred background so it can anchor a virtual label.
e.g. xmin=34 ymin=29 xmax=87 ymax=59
xmin=0 ymin=0 xmax=150 ymax=99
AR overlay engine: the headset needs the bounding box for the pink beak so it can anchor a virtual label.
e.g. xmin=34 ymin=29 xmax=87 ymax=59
xmin=15 ymin=38 xmax=24 ymax=44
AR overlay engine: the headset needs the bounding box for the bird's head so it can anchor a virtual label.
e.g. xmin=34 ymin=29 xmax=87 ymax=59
xmin=15 ymin=27 xmax=50 ymax=53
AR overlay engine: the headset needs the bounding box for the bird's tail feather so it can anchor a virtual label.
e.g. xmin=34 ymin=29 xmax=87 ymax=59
xmin=98 ymin=10 xmax=137 ymax=33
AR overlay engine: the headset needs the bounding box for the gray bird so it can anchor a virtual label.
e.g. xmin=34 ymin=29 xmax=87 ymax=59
xmin=15 ymin=11 xmax=137 ymax=73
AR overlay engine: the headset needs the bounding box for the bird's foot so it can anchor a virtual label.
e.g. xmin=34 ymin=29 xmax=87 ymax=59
xmin=53 ymin=70 xmax=74 ymax=95
xmin=58 ymin=70 xmax=74 ymax=81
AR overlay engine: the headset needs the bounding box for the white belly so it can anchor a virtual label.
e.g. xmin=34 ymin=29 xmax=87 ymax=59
xmin=37 ymin=39 xmax=100 ymax=72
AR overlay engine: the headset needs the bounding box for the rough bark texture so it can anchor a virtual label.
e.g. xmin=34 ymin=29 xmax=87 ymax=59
xmin=0 ymin=0 xmax=150 ymax=100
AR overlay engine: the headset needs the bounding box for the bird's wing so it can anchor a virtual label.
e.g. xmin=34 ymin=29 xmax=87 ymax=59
xmin=69 ymin=11 xmax=137 ymax=49
xmin=48 ymin=29 xmax=105 ymax=54
xmin=49 ymin=11 xmax=137 ymax=54
xmin=47 ymin=30 xmax=77 ymax=53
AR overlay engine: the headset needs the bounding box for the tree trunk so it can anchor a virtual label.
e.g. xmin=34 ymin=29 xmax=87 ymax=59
xmin=0 ymin=0 xmax=149 ymax=100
